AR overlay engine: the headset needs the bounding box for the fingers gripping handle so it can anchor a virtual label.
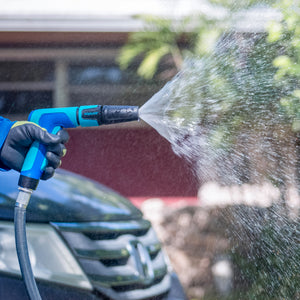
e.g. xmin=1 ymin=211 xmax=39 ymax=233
xmin=18 ymin=108 xmax=79 ymax=190
xmin=18 ymin=126 xmax=62 ymax=190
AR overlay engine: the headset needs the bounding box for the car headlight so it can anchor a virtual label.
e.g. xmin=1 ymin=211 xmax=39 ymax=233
xmin=0 ymin=221 xmax=92 ymax=290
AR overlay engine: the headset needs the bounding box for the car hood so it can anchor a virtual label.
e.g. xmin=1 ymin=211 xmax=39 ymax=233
xmin=0 ymin=169 xmax=142 ymax=222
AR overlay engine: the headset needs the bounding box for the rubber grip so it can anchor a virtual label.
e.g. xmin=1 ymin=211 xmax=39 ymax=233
xmin=20 ymin=126 xmax=61 ymax=181
xmin=19 ymin=109 xmax=78 ymax=189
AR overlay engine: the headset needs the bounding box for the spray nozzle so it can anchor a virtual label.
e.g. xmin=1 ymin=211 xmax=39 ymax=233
xmin=100 ymin=105 xmax=139 ymax=124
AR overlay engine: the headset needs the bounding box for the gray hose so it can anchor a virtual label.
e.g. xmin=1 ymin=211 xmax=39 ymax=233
xmin=14 ymin=206 xmax=42 ymax=300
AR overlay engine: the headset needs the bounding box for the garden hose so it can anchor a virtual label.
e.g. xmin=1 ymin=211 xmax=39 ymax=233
xmin=14 ymin=187 xmax=41 ymax=300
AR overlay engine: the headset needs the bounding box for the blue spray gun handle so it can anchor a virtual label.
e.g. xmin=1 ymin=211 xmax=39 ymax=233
xmin=18 ymin=105 xmax=139 ymax=190
xmin=18 ymin=106 xmax=99 ymax=190
xmin=21 ymin=127 xmax=62 ymax=178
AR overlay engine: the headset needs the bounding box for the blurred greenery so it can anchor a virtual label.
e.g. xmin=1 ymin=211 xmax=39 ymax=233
xmin=117 ymin=14 xmax=222 ymax=80
xmin=119 ymin=1 xmax=300 ymax=299
xmin=267 ymin=0 xmax=300 ymax=131
xmin=118 ymin=16 xmax=182 ymax=79
xmin=118 ymin=0 xmax=300 ymax=184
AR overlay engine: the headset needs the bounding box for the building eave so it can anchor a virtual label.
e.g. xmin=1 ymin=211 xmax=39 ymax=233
xmin=0 ymin=0 xmax=227 ymax=33
xmin=0 ymin=15 xmax=145 ymax=33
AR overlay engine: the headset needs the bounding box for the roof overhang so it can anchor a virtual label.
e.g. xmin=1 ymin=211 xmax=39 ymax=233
xmin=0 ymin=0 xmax=226 ymax=33
xmin=0 ymin=1 xmax=281 ymax=42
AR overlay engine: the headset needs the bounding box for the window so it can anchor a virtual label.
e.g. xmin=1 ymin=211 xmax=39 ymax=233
xmin=0 ymin=91 xmax=52 ymax=114
xmin=0 ymin=60 xmax=54 ymax=116
xmin=0 ymin=61 xmax=54 ymax=82
xmin=0 ymin=48 xmax=160 ymax=118
xmin=69 ymin=64 xmax=124 ymax=85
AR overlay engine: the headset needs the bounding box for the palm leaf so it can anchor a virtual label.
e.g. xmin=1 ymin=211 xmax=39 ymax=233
xmin=137 ymin=45 xmax=170 ymax=79
xmin=117 ymin=44 xmax=148 ymax=70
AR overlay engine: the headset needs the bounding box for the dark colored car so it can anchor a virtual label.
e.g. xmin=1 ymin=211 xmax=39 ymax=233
xmin=0 ymin=169 xmax=186 ymax=300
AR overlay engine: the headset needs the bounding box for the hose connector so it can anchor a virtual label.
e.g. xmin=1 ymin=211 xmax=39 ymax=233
xmin=16 ymin=187 xmax=33 ymax=209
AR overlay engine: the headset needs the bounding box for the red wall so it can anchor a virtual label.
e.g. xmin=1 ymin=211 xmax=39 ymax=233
xmin=62 ymin=126 xmax=199 ymax=199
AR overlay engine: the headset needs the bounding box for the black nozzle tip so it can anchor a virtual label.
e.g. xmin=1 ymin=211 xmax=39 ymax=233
xmin=101 ymin=106 xmax=139 ymax=125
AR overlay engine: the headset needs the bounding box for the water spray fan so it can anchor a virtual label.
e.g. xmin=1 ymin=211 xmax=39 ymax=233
xmin=14 ymin=105 xmax=139 ymax=300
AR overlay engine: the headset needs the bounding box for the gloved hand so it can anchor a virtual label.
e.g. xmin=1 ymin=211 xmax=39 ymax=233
xmin=0 ymin=121 xmax=69 ymax=180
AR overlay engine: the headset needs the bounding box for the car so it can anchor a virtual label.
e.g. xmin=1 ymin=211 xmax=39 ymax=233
xmin=0 ymin=169 xmax=186 ymax=300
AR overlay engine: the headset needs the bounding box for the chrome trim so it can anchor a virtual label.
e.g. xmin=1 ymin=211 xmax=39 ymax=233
xmin=53 ymin=219 xmax=151 ymax=233
xmin=127 ymin=240 xmax=155 ymax=284
xmin=53 ymin=218 xmax=170 ymax=300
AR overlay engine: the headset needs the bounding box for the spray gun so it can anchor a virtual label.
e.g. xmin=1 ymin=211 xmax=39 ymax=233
xmin=14 ymin=105 xmax=139 ymax=300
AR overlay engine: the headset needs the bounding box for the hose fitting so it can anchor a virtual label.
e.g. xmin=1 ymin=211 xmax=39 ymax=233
xmin=16 ymin=188 xmax=33 ymax=209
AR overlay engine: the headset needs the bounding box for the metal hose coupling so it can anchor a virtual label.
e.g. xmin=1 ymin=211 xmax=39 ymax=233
xmin=16 ymin=187 xmax=33 ymax=209
xmin=100 ymin=105 xmax=139 ymax=124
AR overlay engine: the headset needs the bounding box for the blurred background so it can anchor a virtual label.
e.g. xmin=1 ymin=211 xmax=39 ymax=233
xmin=0 ymin=0 xmax=299 ymax=299
xmin=0 ymin=0 xmax=199 ymax=204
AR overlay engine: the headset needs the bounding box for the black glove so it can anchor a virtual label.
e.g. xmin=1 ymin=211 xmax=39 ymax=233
xmin=0 ymin=121 xmax=69 ymax=180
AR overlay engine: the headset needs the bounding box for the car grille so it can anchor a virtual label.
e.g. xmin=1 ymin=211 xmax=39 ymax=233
xmin=51 ymin=219 xmax=171 ymax=300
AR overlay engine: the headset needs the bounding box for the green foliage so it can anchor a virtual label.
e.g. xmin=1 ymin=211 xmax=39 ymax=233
xmin=137 ymin=45 xmax=170 ymax=79
xmin=117 ymin=16 xmax=183 ymax=79
xmin=267 ymin=0 xmax=300 ymax=131
xmin=216 ymin=34 xmax=286 ymax=127
xmin=168 ymin=0 xmax=300 ymax=148
xmin=117 ymin=14 xmax=222 ymax=80
xmin=124 ymin=4 xmax=300 ymax=298
xmin=164 ymin=31 xmax=287 ymax=150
